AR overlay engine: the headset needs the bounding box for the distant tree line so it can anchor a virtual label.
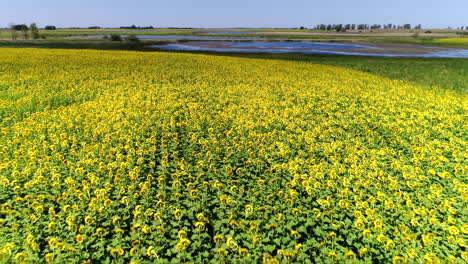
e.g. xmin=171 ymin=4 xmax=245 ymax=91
xmin=310 ymin=23 xmax=425 ymax=31
xmin=9 ymin=23 xmax=44 ymax=40
xmin=120 ymin=25 xmax=154 ymax=29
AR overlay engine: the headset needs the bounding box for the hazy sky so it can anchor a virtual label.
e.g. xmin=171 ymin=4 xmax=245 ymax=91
xmin=1 ymin=0 xmax=467 ymax=29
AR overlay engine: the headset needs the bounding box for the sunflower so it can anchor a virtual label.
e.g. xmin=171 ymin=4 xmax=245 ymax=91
xmin=226 ymin=237 xmax=237 ymax=249
xmin=177 ymin=230 xmax=187 ymax=239
xmin=110 ymin=248 xmax=124 ymax=256
xmin=447 ymin=226 xmax=459 ymax=236
xmin=217 ymin=248 xmax=228 ymax=256
xmin=14 ymin=252 xmax=27 ymax=264
xmin=76 ymin=234 xmax=84 ymax=244
xmin=44 ymin=253 xmax=54 ymax=263
xmin=245 ymin=204 xmax=254 ymax=215
xmin=189 ymin=189 xmax=199 ymax=199
xmin=292 ymin=208 xmax=302 ymax=216
xmin=392 ymin=256 xmax=405 ymax=264
xmin=354 ymin=218 xmax=365 ymax=230
xmin=213 ymin=235 xmax=224 ymax=244
xmin=48 ymin=238 xmax=59 ymax=248
xmin=196 ymin=213 xmax=206 ymax=222
xmin=146 ymin=246 xmax=158 ymax=258
xmin=344 ymin=251 xmax=356 ymax=260
xmin=175 ymin=238 xmax=191 ymax=251
xmin=84 ymin=216 xmax=94 ymax=225
xmin=338 ymin=200 xmax=348 ymax=209
xmin=290 ymin=230 xmax=301 ymax=240
xmin=294 ymin=243 xmax=303 ymax=253
xmin=461 ymin=224 xmax=468 ymax=234
xmin=173 ymin=209 xmax=183 ymax=220
xmin=267 ymin=223 xmax=277 ymax=229
xmin=461 ymin=252 xmax=468 ymax=261
xmin=327 ymin=231 xmax=336 ymax=239
xmin=377 ymin=234 xmax=387 ymax=243
xmin=386 ymin=239 xmax=395 ymax=249
xmin=96 ymin=227 xmax=107 ymax=237
xmin=239 ymin=248 xmax=249 ymax=256
xmin=362 ymin=229 xmax=372 ymax=238
xmin=131 ymin=240 xmax=140 ymax=248
xmin=424 ymin=253 xmax=439 ymax=263
xmin=112 ymin=216 xmax=122 ymax=225
xmin=354 ymin=210 xmax=363 ymax=218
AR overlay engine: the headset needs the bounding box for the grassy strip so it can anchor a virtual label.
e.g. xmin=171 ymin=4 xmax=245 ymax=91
xmin=211 ymin=52 xmax=468 ymax=93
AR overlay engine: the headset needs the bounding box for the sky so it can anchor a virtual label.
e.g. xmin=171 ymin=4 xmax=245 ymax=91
xmin=1 ymin=0 xmax=467 ymax=29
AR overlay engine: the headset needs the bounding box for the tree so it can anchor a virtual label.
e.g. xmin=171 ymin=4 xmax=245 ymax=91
xmin=12 ymin=24 xmax=29 ymax=39
xmin=45 ymin=25 xmax=56 ymax=30
xmin=109 ymin=34 xmax=122 ymax=41
xmin=9 ymin=23 xmax=17 ymax=40
xmin=30 ymin=23 xmax=40 ymax=39
xmin=20 ymin=24 xmax=29 ymax=39
xmin=357 ymin=24 xmax=367 ymax=30
xmin=335 ymin=24 xmax=343 ymax=32
xmin=125 ymin=35 xmax=139 ymax=42
xmin=403 ymin=24 xmax=411 ymax=29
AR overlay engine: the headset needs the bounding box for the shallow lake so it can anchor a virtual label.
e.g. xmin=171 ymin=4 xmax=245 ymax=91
xmin=199 ymin=30 xmax=259 ymax=35
xmin=151 ymin=41 xmax=468 ymax=58
xmin=86 ymin=34 xmax=262 ymax=40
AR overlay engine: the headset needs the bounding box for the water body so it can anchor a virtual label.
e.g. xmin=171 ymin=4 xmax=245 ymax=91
xmin=199 ymin=30 xmax=259 ymax=35
xmin=152 ymin=41 xmax=468 ymax=58
xmin=85 ymin=35 xmax=262 ymax=40
xmin=78 ymin=30 xmax=180 ymax=34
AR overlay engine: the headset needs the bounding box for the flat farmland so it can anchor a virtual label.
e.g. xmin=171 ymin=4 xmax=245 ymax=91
xmin=0 ymin=48 xmax=466 ymax=263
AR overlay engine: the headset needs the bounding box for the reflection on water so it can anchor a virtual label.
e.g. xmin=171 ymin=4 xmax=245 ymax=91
xmin=152 ymin=41 xmax=468 ymax=58
xmin=83 ymin=35 xmax=262 ymax=40
xmin=200 ymin=30 xmax=258 ymax=35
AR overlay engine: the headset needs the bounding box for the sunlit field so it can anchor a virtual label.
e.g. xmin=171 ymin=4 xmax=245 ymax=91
xmin=434 ymin=38 xmax=468 ymax=44
xmin=0 ymin=48 xmax=466 ymax=263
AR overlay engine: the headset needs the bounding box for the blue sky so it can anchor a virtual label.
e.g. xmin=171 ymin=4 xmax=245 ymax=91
xmin=1 ymin=0 xmax=467 ymax=29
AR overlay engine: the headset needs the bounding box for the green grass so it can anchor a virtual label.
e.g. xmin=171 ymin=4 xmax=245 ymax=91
xmin=216 ymin=52 xmax=468 ymax=93
xmin=363 ymin=37 xmax=468 ymax=49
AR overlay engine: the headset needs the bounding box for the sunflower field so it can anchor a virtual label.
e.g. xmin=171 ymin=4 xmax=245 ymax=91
xmin=0 ymin=48 xmax=466 ymax=263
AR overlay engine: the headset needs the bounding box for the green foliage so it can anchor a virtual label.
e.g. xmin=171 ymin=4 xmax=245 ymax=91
xmin=30 ymin=23 xmax=40 ymax=39
xmin=110 ymin=34 xmax=122 ymax=41
xmin=125 ymin=35 xmax=140 ymax=42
